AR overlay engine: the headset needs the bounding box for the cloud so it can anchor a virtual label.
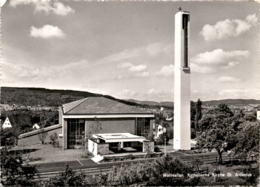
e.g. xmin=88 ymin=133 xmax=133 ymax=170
xmin=190 ymin=64 xmax=214 ymax=74
xmin=192 ymin=49 xmax=249 ymax=65
xmin=218 ymin=88 xmax=260 ymax=99
xmin=103 ymin=42 xmax=172 ymax=63
xmin=115 ymin=88 xmax=173 ymax=101
xmin=146 ymin=89 xmax=173 ymax=101
xmin=156 ymin=64 xmax=174 ymax=76
xmin=218 ymin=76 xmax=240 ymax=83
xmin=129 ymin=64 xmax=147 ymax=72
xmin=117 ymin=62 xmax=132 ymax=69
xmin=145 ymin=43 xmax=172 ymax=57
xmin=116 ymin=89 xmax=137 ymax=99
xmin=30 ymin=25 xmax=65 ymax=39
xmin=136 ymin=71 xmax=149 ymax=77
xmin=200 ymin=14 xmax=258 ymax=41
xmin=118 ymin=62 xmax=147 ymax=72
xmin=1 ymin=59 xmax=89 ymax=84
xmin=10 ymin=0 xmax=74 ymax=16
xmin=191 ymin=49 xmax=249 ymax=73
xmin=118 ymin=62 xmax=148 ymax=77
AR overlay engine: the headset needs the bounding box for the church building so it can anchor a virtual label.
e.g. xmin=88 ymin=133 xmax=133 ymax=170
xmin=59 ymin=97 xmax=155 ymax=149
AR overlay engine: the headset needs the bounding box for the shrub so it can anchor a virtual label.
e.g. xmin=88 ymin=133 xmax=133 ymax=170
xmin=0 ymin=147 xmax=39 ymax=186
xmin=47 ymin=165 xmax=86 ymax=186
xmin=49 ymin=133 xmax=58 ymax=147
xmin=154 ymin=146 xmax=161 ymax=152
xmin=155 ymin=134 xmax=169 ymax=145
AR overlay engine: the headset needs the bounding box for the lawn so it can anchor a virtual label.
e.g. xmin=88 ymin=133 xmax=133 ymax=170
xmin=16 ymin=143 xmax=90 ymax=164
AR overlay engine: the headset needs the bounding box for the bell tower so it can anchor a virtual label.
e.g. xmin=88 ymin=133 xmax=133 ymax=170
xmin=174 ymin=9 xmax=191 ymax=150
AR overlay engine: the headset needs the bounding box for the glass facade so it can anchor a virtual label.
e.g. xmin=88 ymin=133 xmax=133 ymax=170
xmin=67 ymin=119 xmax=85 ymax=148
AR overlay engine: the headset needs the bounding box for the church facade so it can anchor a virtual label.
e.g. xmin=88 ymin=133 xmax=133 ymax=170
xmin=59 ymin=97 xmax=155 ymax=149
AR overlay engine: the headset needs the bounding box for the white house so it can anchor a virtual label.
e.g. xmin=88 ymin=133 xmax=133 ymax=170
xmin=32 ymin=123 xmax=40 ymax=130
xmin=257 ymin=111 xmax=260 ymax=121
xmin=2 ymin=117 xmax=12 ymax=129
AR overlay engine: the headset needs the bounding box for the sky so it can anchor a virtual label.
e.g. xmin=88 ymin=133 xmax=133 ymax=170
xmin=0 ymin=0 xmax=260 ymax=102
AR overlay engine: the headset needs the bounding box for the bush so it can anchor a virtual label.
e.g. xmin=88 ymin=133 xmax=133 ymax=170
xmin=49 ymin=133 xmax=59 ymax=147
xmin=154 ymin=146 xmax=161 ymax=152
xmin=0 ymin=128 xmax=18 ymax=147
xmin=0 ymin=147 xmax=39 ymax=186
xmin=155 ymin=134 xmax=169 ymax=145
xmin=47 ymin=165 xmax=86 ymax=186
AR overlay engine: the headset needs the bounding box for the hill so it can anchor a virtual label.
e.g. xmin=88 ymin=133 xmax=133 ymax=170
xmin=128 ymin=99 xmax=173 ymax=108
xmin=203 ymin=99 xmax=260 ymax=105
xmin=1 ymin=87 xmax=259 ymax=108
xmin=0 ymin=87 xmax=150 ymax=108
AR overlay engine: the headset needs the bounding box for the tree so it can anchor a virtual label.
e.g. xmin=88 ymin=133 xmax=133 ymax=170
xmin=0 ymin=128 xmax=18 ymax=147
xmin=195 ymin=99 xmax=202 ymax=134
xmin=111 ymin=155 xmax=198 ymax=186
xmin=0 ymin=147 xmax=38 ymax=186
xmin=196 ymin=104 xmax=237 ymax=164
xmin=233 ymin=121 xmax=260 ymax=159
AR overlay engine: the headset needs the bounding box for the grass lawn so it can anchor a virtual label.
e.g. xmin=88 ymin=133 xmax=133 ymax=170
xmin=16 ymin=143 xmax=90 ymax=164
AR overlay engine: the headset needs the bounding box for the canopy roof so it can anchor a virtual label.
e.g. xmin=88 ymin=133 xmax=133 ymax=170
xmin=93 ymin=133 xmax=146 ymax=143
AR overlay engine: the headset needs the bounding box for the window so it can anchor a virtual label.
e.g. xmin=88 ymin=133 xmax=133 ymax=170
xmin=182 ymin=14 xmax=189 ymax=68
xmin=67 ymin=119 xmax=85 ymax=148
xmin=136 ymin=118 xmax=150 ymax=138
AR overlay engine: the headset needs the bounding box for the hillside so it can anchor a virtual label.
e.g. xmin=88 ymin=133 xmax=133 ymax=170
xmin=203 ymin=99 xmax=260 ymax=105
xmin=128 ymin=99 xmax=260 ymax=108
xmin=0 ymin=87 xmax=149 ymax=108
xmin=1 ymin=87 xmax=260 ymax=108
xmin=128 ymin=99 xmax=173 ymax=108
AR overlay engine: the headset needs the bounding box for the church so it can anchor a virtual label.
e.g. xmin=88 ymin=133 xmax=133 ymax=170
xmin=59 ymin=97 xmax=155 ymax=149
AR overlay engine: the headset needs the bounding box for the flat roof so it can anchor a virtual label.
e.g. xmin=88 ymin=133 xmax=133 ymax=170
xmin=92 ymin=133 xmax=146 ymax=143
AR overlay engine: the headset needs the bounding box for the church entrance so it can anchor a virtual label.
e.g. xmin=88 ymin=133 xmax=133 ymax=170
xmin=67 ymin=119 xmax=85 ymax=149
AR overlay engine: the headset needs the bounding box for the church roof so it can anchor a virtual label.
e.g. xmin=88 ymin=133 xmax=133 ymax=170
xmin=62 ymin=97 xmax=152 ymax=115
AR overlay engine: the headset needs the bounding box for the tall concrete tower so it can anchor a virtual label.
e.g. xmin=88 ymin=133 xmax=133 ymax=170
xmin=174 ymin=9 xmax=191 ymax=150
